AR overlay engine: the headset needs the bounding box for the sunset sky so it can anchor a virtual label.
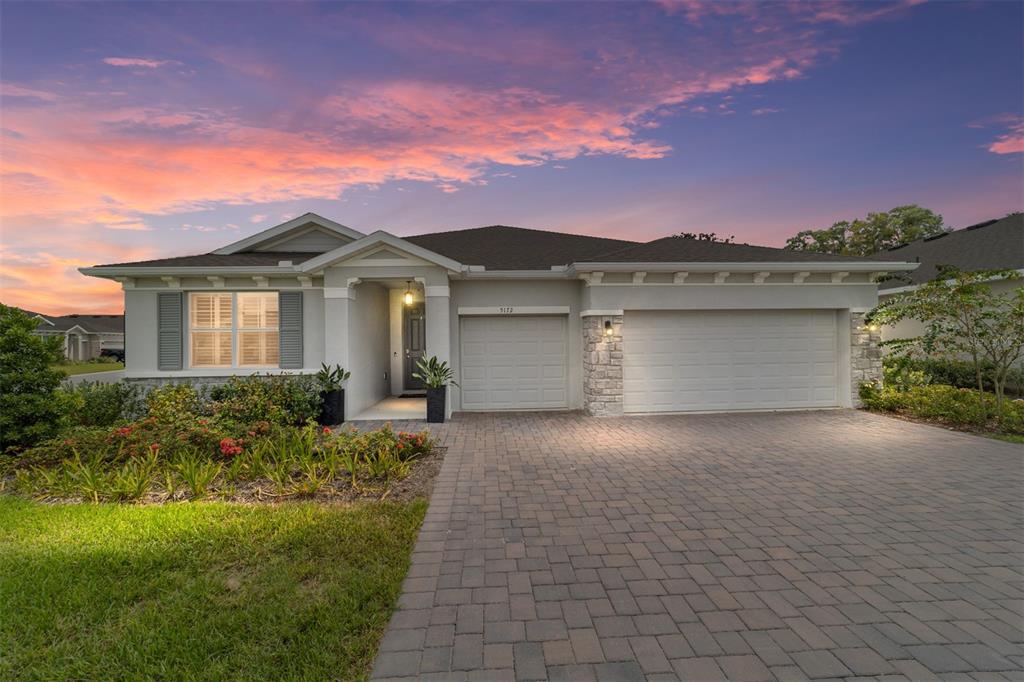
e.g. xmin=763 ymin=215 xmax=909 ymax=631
xmin=1 ymin=1 xmax=1022 ymax=314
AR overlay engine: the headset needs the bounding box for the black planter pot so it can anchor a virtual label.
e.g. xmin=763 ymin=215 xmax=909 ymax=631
xmin=425 ymin=386 xmax=446 ymax=423
xmin=319 ymin=389 xmax=345 ymax=425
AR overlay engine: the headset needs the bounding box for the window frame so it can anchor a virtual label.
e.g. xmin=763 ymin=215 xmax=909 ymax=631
xmin=235 ymin=292 xmax=280 ymax=368
xmin=187 ymin=291 xmax=280 ymax=370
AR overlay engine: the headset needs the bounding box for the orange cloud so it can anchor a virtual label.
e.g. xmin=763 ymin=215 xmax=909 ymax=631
xmin=0 ymin=243 xmax=152 ymax=314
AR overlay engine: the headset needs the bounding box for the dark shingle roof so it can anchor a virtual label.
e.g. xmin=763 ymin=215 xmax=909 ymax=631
xmin=13 ymin=307 xmax=52 ymax=321
xmin=585 ymin=236 xmax=879 ymax=263
xmin=871 ymin=214 xmax=1024 ymax=289
xmin=90 ymin=224 xmax=910 ymax=271
xmin=92 ymin=252 xmax=318 ymax=268
xmin=38 ymin=314 xmax=124 ymax=334
xmin=404 ymin=225 xmax=638 ymax=270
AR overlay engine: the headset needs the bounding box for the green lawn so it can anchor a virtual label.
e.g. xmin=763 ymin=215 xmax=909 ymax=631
xmin=57 ymin=361 xmax=124 ymax=376
xmin=0 ymin=497 xmax=426 ymax=681
xmin=990 ymin=432 xmax=1024 ymax=445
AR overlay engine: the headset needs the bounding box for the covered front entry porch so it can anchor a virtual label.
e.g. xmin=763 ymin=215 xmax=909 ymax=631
xmin=349 ymin=396 xmax=428 ymax=421
xmin=322 ymin=272 xmax=450 ymax=422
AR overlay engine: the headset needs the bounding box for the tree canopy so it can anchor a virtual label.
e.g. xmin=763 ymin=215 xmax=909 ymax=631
xmin=785 ymin=205 xmax=947 ymax=257
xmin=672 ymin=232 xmax=735 ymax=243
xmin=868 ymin=268 xmax=1024 ymax=411
xmin=0 ymin=304 xmax=66 ymax=450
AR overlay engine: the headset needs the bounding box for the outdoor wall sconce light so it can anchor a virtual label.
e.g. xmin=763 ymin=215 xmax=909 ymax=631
xmin=403 ymin=281 xmax=414 ymax=306
xmin=604 ymin=320 xmax=614 ymax=336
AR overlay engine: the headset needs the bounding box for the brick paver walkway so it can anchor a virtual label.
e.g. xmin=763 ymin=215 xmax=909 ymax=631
xmin=371 ymin=410 xmax=1023 ymax=681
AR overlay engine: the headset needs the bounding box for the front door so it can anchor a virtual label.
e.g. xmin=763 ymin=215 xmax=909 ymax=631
xmin=403 ymin=303 xmax=426 ymax=391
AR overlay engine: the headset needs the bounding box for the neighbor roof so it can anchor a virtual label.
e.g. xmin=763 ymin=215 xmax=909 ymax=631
xmin=12 ymin=306 xmax=53 ymax=323
xmin=871 ymin=214 xmax=1024 ymax=289
xmin=37 ymin=314 xmax=124 ymax=334
xmin=404 ymin=225 xmax=639 ymax=270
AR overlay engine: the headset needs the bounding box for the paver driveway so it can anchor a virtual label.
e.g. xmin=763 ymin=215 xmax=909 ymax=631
xmin=372 ymin=410 xmax=1023 ymax=681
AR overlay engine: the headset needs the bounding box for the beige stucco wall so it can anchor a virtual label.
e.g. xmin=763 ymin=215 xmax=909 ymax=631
xmin=583 ymin=280 xmax=879 ymax=312
xmin=122 ymin=284 xmax=325 ymax=378
xmin=118 ymin=266 xmax=891 ymax=416
xmin=345 ymin=282 xmax=390 ymax=417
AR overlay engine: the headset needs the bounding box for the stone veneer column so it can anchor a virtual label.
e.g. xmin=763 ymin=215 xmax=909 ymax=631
xmin=849 ymin=311 xmax=883 ymax=406
xmin=582 ymin=314 xmax=624 ymax=416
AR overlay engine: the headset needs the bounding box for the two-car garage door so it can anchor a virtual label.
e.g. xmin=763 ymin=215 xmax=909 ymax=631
xmin=460 ymin=316 xmax=568 ymax=410
xmin=457 ymin=310 xmax=839 ymax=413
xmin=623 ymin=310 xmax=839 ymax=413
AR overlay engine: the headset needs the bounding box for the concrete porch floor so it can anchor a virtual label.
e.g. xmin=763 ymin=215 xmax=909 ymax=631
xmin=350 ymin=396 xmax=426 ymax=422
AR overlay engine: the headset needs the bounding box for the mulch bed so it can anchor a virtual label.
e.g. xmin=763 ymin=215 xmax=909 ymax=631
xmin=865 ymin=409 xmax=1018 ymax=441
xmin=3 ymin=447 xmax=446 ymax=506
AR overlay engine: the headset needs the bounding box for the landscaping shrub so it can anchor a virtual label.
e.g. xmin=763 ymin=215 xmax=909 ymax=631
xmin=860 ymin=383 xmax=1024 ymax=434
xmin=146 ymin=383 xmax=204 ymax=426
xmin=209 ymin=374 xmax=320 ymax=425
xmin=0 ymin=305 xmax=66 ymax=452
xmin=10 ymin=420 xmax=436 ymax=503
xmin=883 ymin=356 xmax=1024 ymax=396
xmin=999 ymin=400 xmax=1024 ymax=434
xmin=58 ymin=381 xmax=146 ymax=428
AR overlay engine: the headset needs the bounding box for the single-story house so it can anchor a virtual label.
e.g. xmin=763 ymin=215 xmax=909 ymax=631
xmin=871 ymin=214 xmax=1023 ymax=345
xmin=31 ymin=312 xmax=125 ymax=361
xmin=80 ymin=213 xmax=917 ymax=418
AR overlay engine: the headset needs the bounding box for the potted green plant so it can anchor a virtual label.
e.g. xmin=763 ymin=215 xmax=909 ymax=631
xmin=413 ymin=356 xmax=458 ymax=423
xmin=316 ymin=363 xmax=351 ymax=425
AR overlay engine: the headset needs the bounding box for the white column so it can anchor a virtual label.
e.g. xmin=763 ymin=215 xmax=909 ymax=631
xmin=424 ymin=285 xmax=451 ymax=415
xmin=323 ymin=296 xmax=350 ymax=370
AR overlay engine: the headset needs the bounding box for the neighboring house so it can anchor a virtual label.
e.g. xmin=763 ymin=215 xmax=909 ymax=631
xmin=80 ymin=213 xmax=916 ymax=417
xmin=871 ymin=214 xmax=1024 ymax=345
xmin=30 ymin=312 xmax=125 ymax=361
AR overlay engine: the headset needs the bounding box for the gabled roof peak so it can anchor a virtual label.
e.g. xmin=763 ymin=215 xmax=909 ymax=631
xmin=212 ymin=213 xmax=364 ymax=255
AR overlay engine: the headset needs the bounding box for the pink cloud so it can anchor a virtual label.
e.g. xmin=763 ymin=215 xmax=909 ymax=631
xmin=103 ymin=57 xmax=178 ymax=69
xmin=988 ymin=120 xmax=1024 ymax=155
xmin=0 ymin=82 xmax=59 ymax=101
xmin=0 ymin=1 xmax=934 ymax=312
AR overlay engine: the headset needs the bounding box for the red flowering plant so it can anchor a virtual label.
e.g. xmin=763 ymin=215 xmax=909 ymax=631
xmin=219 ymin=437 xmax=244 ymax=458
xmin=395 ymin=430 xmax=434 ymax=461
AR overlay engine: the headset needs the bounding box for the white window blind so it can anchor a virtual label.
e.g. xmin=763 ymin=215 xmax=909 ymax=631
xmin=188 ymin=292 xmax=279 ymax=368
xmin=237 ymin=292 xmax=279 ymax=367
xmin=189 ymin=293 xmax=232 ymax=368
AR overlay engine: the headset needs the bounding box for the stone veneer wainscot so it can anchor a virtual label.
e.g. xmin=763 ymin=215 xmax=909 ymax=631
xmin=850 ymin=311 xmax=883 ymax=406
xmin=582 ymin=314 xmax=623 ymax=416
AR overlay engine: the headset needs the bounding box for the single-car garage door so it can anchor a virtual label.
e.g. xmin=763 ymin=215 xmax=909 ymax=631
xmin=460 ymin=316 xmax=568 ymax=410
xmin=623 ymin=310 xmax=839 ymax=413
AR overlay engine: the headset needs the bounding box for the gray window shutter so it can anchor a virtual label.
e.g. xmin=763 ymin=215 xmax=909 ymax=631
xmin=157 ymin=292 xmax=183 ymax=370
xmin=278 ymin=291 xmax=303 ymax=369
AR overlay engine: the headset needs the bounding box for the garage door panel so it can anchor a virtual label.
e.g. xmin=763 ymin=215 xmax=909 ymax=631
xmin=459 ymin=316 xmax=568 ymax=410
xmin=624 ymin=310 xmax=839 ymax=413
